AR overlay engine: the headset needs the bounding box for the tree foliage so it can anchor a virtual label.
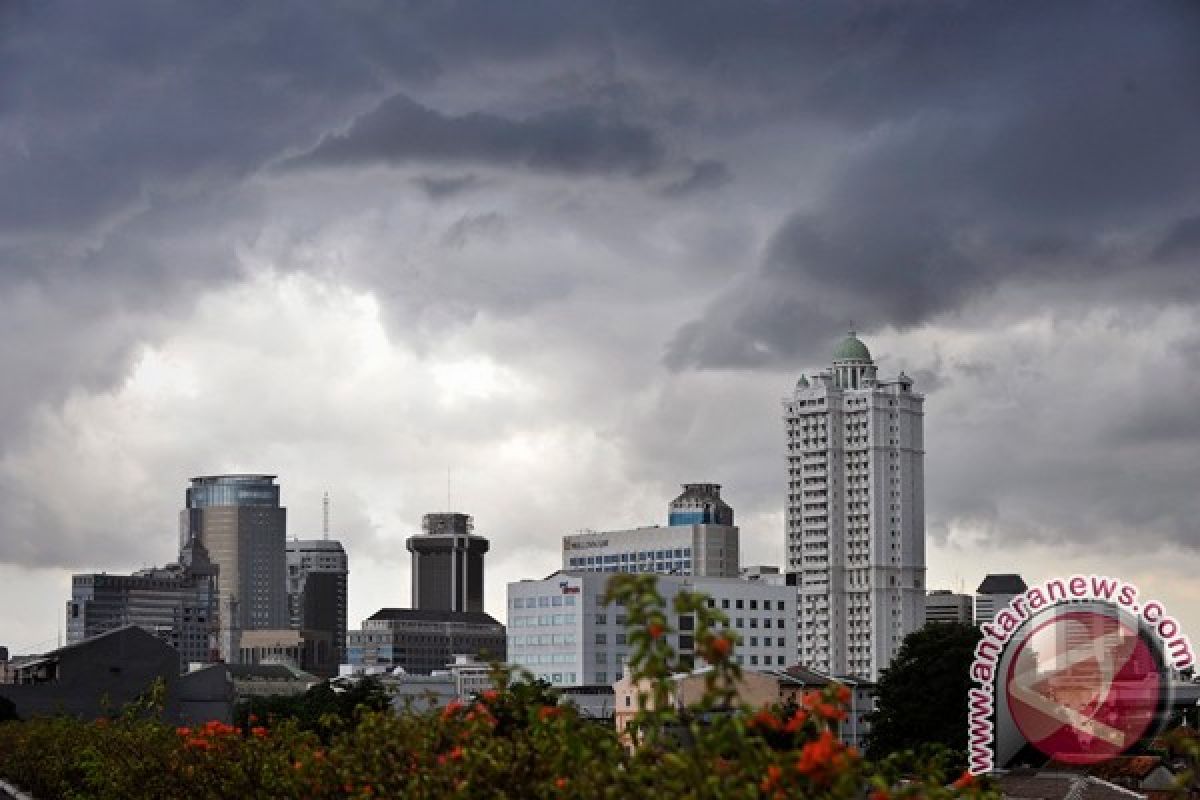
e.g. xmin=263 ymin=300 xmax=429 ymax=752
xmin=0 ymin=694 xmax=17 ymax=723
xmin=865 ymin=621 xmax=982 ymax=762
xmin=0 ymin=580 xmax=996 ymax=799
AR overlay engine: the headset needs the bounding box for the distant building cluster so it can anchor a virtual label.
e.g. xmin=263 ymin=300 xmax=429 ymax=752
xmin=2 ymin=329 xmax=985 ymax=743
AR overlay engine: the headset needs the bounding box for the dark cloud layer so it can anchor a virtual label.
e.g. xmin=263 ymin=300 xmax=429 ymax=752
xmin=666 ymin=1 xmax=1200 ymax=367
xmin=287 ymin=93 xmax=666 ymax=177
xmin=0 ymin=0 xmax=1198 ymax=589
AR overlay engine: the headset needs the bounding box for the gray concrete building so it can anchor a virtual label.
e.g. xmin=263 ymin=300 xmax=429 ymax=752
xmin=346 ymin=609 xmax=506 ymax=675
xmin=924 ymin=589 xmax=974 ymax=626
xmin=180 ymin=475 xmax=288 ymax=657
xmin=286 ymin=538 xmax=349 ymax=667
xmin=66 ymin=537 xmax=219 ymax=668
xmin=406 ymin=513 xmax=489 ymax=613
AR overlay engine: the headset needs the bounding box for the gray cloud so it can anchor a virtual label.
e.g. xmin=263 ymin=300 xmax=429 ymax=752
xmin=2 ymin=0 xmax=1200 ymax=647
xmin=661 ymin=159 xmax=732 ymax=197
xmin=414 ymin=174 xmax=486 ymax=200
xmin=665 ymin=1 xmax=1200 ymax=368
xmin=284 ymin=93 xmax=666 ymax=177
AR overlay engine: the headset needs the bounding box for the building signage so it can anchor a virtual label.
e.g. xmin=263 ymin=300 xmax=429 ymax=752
xmin=967 ymin=575 xmax=1192 ymax=774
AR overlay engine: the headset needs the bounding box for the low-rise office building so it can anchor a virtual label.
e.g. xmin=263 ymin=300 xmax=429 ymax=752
xmin=346 ymin=609 xmax=506 ymax=675
xmin=925 ymin=590 xmax=974 ymax=626
xmin=507 ymin=571 xmax=797 ymax=688
xmin=613 ymin=665 xmax=874 ymax=749
xmin=66 ymin=538 xmax=219 ymax=667
xmin=562 ymin=484 xmax=739 ymax=578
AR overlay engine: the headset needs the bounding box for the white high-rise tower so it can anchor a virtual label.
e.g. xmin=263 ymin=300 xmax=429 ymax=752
xmin=783 ymin=333 xmax=926 ymax=680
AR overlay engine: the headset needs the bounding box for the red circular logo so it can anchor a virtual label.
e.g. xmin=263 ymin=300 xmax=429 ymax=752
xmin=1005 ymin=609 xmax=1163 ymax=764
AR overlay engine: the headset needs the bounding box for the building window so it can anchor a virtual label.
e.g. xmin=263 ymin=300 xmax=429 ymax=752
xmin=595 ymin=633 xmax=606 ymax=645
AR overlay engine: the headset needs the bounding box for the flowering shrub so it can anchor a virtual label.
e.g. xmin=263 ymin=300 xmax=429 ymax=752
xmin=0 ymin=574 xmax=997 ymax=799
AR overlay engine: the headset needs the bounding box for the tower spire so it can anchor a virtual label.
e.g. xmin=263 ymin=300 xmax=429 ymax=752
xmin=322 ymin=491 xmax=330 ymax=540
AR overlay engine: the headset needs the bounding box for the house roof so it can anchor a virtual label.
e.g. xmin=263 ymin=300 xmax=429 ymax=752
xmin=993 ymin=769 xmax=1147 ymax=800
xmin=977 ymin=573 xmax=1028 ymax=594
xmin=366 ymin=609 xmax=502 ymax=626
xmin=227 ymin=664 xmax=316 ymax=681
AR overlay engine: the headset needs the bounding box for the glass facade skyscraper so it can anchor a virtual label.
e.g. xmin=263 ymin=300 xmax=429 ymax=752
xmin=180 ymin=475 xmax=288 ymax=658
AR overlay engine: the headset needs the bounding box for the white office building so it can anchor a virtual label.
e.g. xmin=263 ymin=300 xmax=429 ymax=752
xmin=974 ymin=574 xmax=1027 ymax=626
xmin=925 ymin=590 xmax=974 ymax=626
xmin=784 ymin=332 xmax=926 ymax=681
xmin=562 ymin=484 xmax=739 ymax=578
xmin=507 ymin=571 xmax=797 ymax=687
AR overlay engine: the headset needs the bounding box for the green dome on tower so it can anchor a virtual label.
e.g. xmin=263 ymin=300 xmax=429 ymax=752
xmin=832 ymin=332 xmax=871 ymax=362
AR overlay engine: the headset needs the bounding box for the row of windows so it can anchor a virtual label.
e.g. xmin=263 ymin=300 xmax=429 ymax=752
xmin=508 ymin=614 xmax=577 ymax=627
xmin=511 ymin=595 xmax=577 ymax=609
xmin=704 ymin=598 xmax=786 ymax=611
xmin=569 ymin=548 xmax=692 ymax=566
xmin=576 ymin=562 xmax=691 ymax=575
xmin=508 ymin=634 xmax=578 ymax=647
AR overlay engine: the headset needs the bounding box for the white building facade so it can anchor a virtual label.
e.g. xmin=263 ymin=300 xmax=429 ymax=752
xmin=784 ymin=333 xmax=926 ymax=681
xmin=925 ymin=590 xmax=974 ymax=626
xmin=562 ymin=484 xmax=739 ymax=578
xmin=507 ymin=571 xmax=796 ymax=688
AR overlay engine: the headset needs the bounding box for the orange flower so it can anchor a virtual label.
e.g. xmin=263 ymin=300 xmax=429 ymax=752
xmin=833 ymin=684 xmax=852 ymax=704
xmin=817 ymin=702 xmax=847 ymax=722
xmin=760 ymin=764 xmax=784 ymax=792
xmin=647 ymin=622 xmax=665 ymax=640
xmin=175 ymin=726 xmax=191 ymax=737
xmin=749 ymin=707 xmax=781 ymax=731
xmin=801 ymin=691 xmax=821 ymax=710
xmin=538 ymin=705 xmax=562 ymax=722
xmin=794 ymin=729 xmax=838 ymax=778
xmin=707 ymin=635 xmax=732 ymax=660
xmin=250 ymin=726 xmax=268 ymax=739
xmin=441 ymin=700 xmax=464 ymax=720
xmin=186 ymin=737 xmax=211 ymax=751
xmin=450 ymin=745 xmax=464 ymax=761
xmin=481 ymin=689 xmax=500 ymax=703
xmin=555 ymin=777 xmax=568 ymax=790
xmin=870 ymin=789 xmax=890 ymax=800
xmin=784 ymin=709 xmax=808 ymax=733
xmin=953 ymin=771 xmax=975 ymax=789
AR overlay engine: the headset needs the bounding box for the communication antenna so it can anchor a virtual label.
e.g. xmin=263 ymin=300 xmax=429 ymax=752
xmin=322 ymin=491 xmax=330 ymax=540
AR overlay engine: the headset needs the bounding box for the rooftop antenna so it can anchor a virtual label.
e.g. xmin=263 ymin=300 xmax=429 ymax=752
xmin=322 ymin=491 xmax=330 ymax=540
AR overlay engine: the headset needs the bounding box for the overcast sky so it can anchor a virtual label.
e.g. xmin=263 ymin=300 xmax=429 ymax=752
xmin=2 ymin=1 xmax=1199 ymax=654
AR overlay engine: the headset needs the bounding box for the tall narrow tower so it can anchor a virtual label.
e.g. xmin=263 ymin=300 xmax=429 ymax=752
xmin=783 ymin=333 xmax=925 ymax=680
xmin=406 ymin=512 xmax=489 ymax=613
xmin=180 ymin=475 xmax=288 ymax=656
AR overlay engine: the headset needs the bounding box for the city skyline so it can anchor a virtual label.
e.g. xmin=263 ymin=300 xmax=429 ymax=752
xmin=2 ymin=2 xmax=1200 ymax=657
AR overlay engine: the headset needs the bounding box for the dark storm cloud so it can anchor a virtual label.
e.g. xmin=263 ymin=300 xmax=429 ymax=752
xmin=414 ymin=174 xmax=486 ymax=200
xmin=285 ymin=93 xmax=666 ymax=177
xmin=2 ymin=0 xmax=1200 ymax=579
xmin=1153 ymin=215 xmax=1200 ymax=263
xmin=666 ymin=0 xmax=1200 ymax=368
xmin=661 ymin=159 xmax=732 ymax=197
